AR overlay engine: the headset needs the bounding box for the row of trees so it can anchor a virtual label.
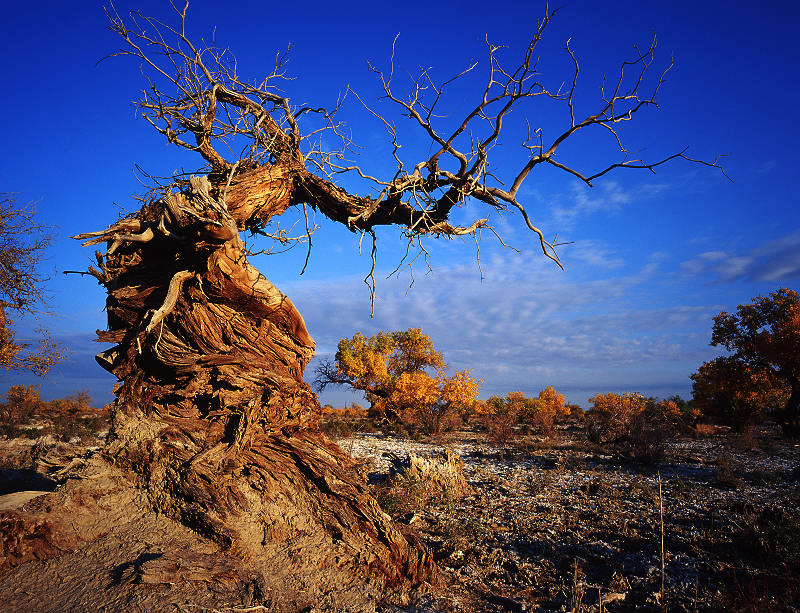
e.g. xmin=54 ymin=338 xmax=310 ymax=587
xmin=0 ymin=384 xmax=109 ymax=442
xmin=320 ymin=287 xmax=800 ymax=439
xmin=316 ymin=328 xmax=581 ymax=434
xmin=0 ymin=385 xmax=99 ymax=423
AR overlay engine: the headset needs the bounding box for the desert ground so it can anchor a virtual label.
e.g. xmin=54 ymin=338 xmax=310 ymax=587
xmin=1 ymin=420 xmax=798 ymax=612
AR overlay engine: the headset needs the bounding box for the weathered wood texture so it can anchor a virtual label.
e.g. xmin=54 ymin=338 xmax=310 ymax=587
xmin=1 ymin=164 xmax=435 ymax=599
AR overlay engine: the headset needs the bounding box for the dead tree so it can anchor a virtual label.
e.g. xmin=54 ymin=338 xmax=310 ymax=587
xmin=1 ymin=3 xmax=725 ymax=604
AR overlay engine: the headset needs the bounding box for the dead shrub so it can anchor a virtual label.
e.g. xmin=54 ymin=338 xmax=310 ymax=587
xmin=402 ymin=405 xmax=463 ymax=437
xmin=713 ymin=453 xmax=743 ymax=488
xmin=628 ymin=411 xmax=673 ymax=463
xmin=712 ymin=500 xmax=800 ymax=608
xmin=689 ymin=423 xmax=717 ymax=438
xmin=586 ymin=393 xmax=676 ymax=462
xmin=731 ymin=425 xmax=757 ymax=451
xmin=485 ymin=412 xmax=518 ymax=446
xmin=319 ymin=417 xmax=356 ymax=439
xmin=375 ymin=449 xmax=471 ymax=517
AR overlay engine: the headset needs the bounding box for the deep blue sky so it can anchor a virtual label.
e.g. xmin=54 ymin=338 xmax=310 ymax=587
xmin=2 ymin=0 xmax=798 ymax=408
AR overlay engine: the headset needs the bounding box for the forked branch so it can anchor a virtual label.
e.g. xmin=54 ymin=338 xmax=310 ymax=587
xmin=105 ymin=3 xmax=728 ymax=271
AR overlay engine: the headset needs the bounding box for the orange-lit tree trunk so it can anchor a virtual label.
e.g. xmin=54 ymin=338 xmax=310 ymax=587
xmin=80 ymin=164 xmax=434 ymax=591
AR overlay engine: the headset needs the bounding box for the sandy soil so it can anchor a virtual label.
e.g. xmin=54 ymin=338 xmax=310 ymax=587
xmin=1 ymin=426 xmax=798 ymax=612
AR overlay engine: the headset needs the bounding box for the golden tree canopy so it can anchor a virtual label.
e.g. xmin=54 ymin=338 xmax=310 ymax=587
xmin=316 ymin=327 xmax=480 ymax=418
xmin=0 ymin=194 xmax=64 ymax=375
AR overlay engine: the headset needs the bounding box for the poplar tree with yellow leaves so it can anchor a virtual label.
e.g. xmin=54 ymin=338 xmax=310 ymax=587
xmin=702 ymin=288 xmax=800 ymax=434
xmin=0 ymin=194 xmax=64 ymax=376
xmin=315 ymin=328 xmax=480 ymax=432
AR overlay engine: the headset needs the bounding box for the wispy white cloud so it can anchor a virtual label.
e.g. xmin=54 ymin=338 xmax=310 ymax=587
xmin=11 ymin=240 xmax=728 ymax=408
xmin=560 ymin=240 xmax=625 ymax=268
xmin=551 ymin=180 xmax=631 ymax=227
xmin=680 ymin=230 xmax=800 ymax=283
xmin=30 ymin=231 xmax=779 ymax=409
xmin=756 ymin=160 xmax=777 ymax=174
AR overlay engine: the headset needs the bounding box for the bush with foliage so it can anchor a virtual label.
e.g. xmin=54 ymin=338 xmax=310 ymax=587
xmin=691 ymin=356 xmax=789 ymax=432
xmin=316 ymin=328 xmax=480 ymax=434
xmin=587 ymin=392 xmax=648 ymax=444
xmin=533 ymin=386 xmax=569 ymax=434
xmin=564 ymin=403 xmax=586 ymax=423
xmin=0 ymin=384 xmax=43 ymax=426
xmin=479 ymin=391 xmax=533 ymax=443
xmin=586 ymin=392 xmax=680 ymax=462
xmin=663 ymin=394 xmax=701 ymax=428
xmin=479 ymin=387 xmax=569 ymax=442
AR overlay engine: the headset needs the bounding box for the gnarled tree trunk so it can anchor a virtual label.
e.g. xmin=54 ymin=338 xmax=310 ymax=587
xmin=0 ymin=165 xmax=434 ymax=606
xmin=94 ymin=166 xmax=434 ymax=587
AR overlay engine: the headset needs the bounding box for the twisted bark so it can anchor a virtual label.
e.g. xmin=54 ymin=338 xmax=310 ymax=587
xmin=0 ymin=167 xmax=435 ymax=604
xmin=97 ymin=170 xmax=433 ymax=587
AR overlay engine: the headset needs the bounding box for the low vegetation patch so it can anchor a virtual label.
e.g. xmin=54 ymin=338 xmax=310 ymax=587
xmin=341 ymin=421 xmax=799 ymax=612
xmin=0 ymin=385 xmax=109 ymax=444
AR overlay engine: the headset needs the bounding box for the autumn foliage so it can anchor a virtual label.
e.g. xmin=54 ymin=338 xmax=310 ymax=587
xmin=691 ymin=356 xmax=789 ymax=432
xmin=586 ymin=392 xmax=684 ymax=461
xmin=0 ymin=385 xmax=109 ymax=441
xmin=321 ymin=402 xmax=368 ymax=419
xmin=587 ymin=392 xmax=650 ymax=441
xmin=0 ymin=195 xmax=65 ymax=375
xmin=316 ymin=328 xmax=480 ymax=433
xmin=701 ymin=288 xmax=800 ymax=434
xmin=479 ymin=387 xmax=569 ymax=440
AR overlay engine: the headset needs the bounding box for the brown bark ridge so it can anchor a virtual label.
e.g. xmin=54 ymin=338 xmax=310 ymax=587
xmin=0 ymin=164 xmax=435 ymax=607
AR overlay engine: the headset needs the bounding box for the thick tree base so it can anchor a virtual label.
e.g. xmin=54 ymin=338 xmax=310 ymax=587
xmin=0 ymin=430 xmax=436 ymax=612
xmin=48 ymin=170 xmax=440 ymax=609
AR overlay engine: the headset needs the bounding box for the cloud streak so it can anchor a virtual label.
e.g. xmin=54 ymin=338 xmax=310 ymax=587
xmin=290 ymin=247 xmax=721 ymax=405
xmin=681 ymin=230 xmax=800 ymax=283
xmin=552 ymin=180 xmax=631 ymax=227
xmin=21 ymin=231 xmax=793 ymax=409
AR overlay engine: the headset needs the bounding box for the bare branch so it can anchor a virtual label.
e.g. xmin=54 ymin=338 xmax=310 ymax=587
xmin=105 ymin=5 xmax=728 ymax=306
xmin=146 ymin=270 xmax=195 ymax=332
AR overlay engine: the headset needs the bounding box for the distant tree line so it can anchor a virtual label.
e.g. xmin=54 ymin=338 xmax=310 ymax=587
xmin=318 ymin=291 xmax=800 ymax=449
